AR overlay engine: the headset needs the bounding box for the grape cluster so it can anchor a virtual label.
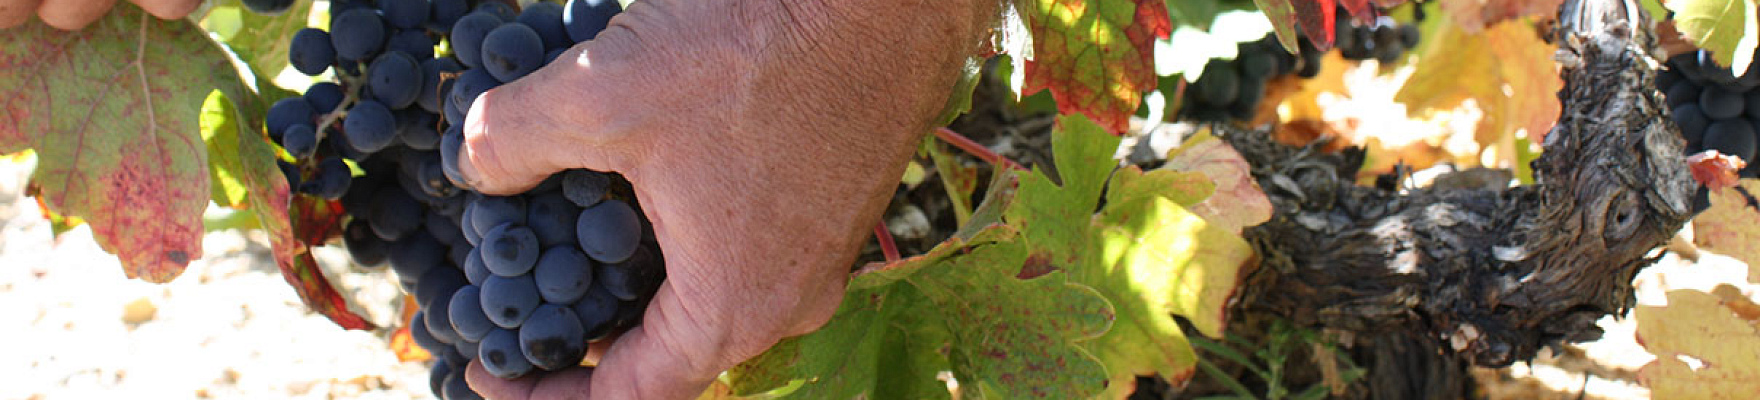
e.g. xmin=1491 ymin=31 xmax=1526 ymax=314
xmin=1333 ymin=15 xmax=1420 ymax=63
xmin=1659 ymin=50 xmax=1760 ymax=212
xmin=270 ymin=0 xmax=663 ymax=398
xmin=1178 ymin=11 xmax=1421 ymax=124
xmin=1179 ymin=36 xmax=1302 ymax=122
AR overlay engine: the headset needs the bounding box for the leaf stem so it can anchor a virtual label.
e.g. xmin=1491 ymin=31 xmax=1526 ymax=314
xmin=874 ymin=222 xmax=900 ymax=262
xmin=934 ymin=127 xmax=1025 ymax=171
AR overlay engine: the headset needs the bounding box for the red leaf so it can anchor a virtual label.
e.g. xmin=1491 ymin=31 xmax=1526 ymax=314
xmin=1689 ymin=151 xmax=1747 ymax=191
xmin=1019 ymin=0 xmax=1170 ymax=134
xmin=0 ymin=7 xmax=232 ymax=282
xmin=1338 ymin=0 xmax=1376 ymax=25
xmin=293 ymin=195 xmax=347 ymax=245
xmin=1292 ymin=0 xmax=1336 ymax=50
xmin=285 ymin=250 xmax=375 ymax=330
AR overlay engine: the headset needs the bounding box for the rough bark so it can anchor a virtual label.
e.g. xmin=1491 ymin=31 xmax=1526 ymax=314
xmin=1215 ymin=0 xmax=1696 ymax=397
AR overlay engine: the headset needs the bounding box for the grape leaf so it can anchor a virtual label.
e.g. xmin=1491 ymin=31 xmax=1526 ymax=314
xmin=1396 ymin=19 xmax=1560 ymax=152
xmin=1440 ymin=0 xmax=1566 ymax=32
xmin=1693 ymin=180 xmax=1760 ymax=268
xmin=1257 ymin=0 xmax=1306 ymax=52
xmin=1666 ymin=0 xmax=1760 ymax=74
xmin=1688 ymin=151 xmax=1747 ymax=190
xmin=729 ymin=115 xmax=1255 ymax=397
xmin=201 ymin=0 xmax=313 ymax=79
xmin=1160 ymin=129 xmax=1273 ymax=234
xmin=1635 ymin=287 xmax=1760 ymax=398
xmin=200 ymin=91 xmax=372 ymax=330
xmin=1018 ymin=0 xmax=1171 ymax=134
xmin=0 ymin=6 xmax=254 ymax=282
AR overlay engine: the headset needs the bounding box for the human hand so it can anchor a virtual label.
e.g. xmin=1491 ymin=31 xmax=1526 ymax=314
xmin=453 ymin=0 xmax=999 ymax=398
xmin=0 ymin=0 xmax=199 ymax=30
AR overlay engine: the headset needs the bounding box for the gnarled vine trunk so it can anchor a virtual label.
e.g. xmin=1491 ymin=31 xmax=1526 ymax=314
xmin=1215 ymin=0 xmax=1695 ymax=397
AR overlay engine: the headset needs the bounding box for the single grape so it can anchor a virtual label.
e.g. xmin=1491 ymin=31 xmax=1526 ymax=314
xmin=343 ymin=219 xmax=389 ymax=266
xmin=519 ymin=2 xmax=571 ymax=50
xmin=415 ymin=265 xmax=469 ymax=309
xmin=344 ymin=100 xmax=399 ymax=153
xmin=1657 ymin=68 xmax=1683 ymax=93
xmin=389 ymin=231 xmax=447 ymax=286
xmin=304 ymin=82 xmax=344 ymax=114
xmin=397 ymin=108 xmax=442 ymax=150
xmin=577 ymin=199 xmax=643 ymax=264
xmin=519 ymin=304 xmax=588 ymax=371
xmin=1704 ymin=118 xmax=1759 ymax=162
xmin=450 ymin=12 xmax=503 ymax=69
xmin=301 ymin=157 xmax=354 ymax=199
xmin=419 ymin=58 xmax=463 ymax=114
xmin=428 ymin=360 xmax=452 ymax=399
xmin=1666 ymin=82 xmax=1702 ymax=108
xmin=481 ymin=23 xmax=546 ymax=82
xmin=1236 ymin=48 xmax=1276 ymax=79
xmin=266 ymin=97 xmax=315 ymax=142
xmin=368 ymin=51 xmax=424 ymax=109
xmin=480 ymin=273 xmax=541 ymax=328
xmin=461 ymin=195 xmax=484 ymax=246
xmin=449 ymin=285 xmax=496 ymax=342
xmin=453 ymin=327 xmax=480 ymax=358
xmin=1673 ymin=103 xmax=1711 ymax=149
xmin=330 ymin=9 xmax=388 ymax=61
xmin=482 ymin=223 xmax=542 ymax=277
xmin=418 ymin=156 xmax=457 ymax=198
xmin=464 ymin=247 xmax=491 ymax=285
xmin=378 ymin=0 xmax=429 ymax=29
xmin=478 ymin=328 xmax=534 ymax=379
xmin=526 ymin=192 xmax=580 ymax=247
xmin=425 ymin=289 xmax=463 ymax=344
xmin=1699 ymin=85 xmax=1745 ymax=119
xmin=289 ymin=28 xmax=335 ymax=76
xmin=427 ymin=212 xmax=465 ymax=247
xmin=534 ymin=246 xmax=594 ymax=304
xmin=598 ymin=245 xmax=661 ymax=300
xmin=369 ymin=186 xmax=425 ymax=241
xmin=573 ymin=285 xmax=619 ymax=340
xmin=410 ymin=311 xmax=449 ymax=353
xmin=441 ymin=127 xmax=470 ymax=189
xmin=1192 ymin=59 xmax=1239 ymax=106
xmin=386 ymin=29 xmax=436 ymax=60
xmin=560 ymin=169 xmax=609 ymax=207
xmin=282 ymin=124 xmax=319 ymax=159
xmin=1398 ymin=24 xmax=1420 ymax=48
xmin=470 ymin=196 xmax=528 ymax=235
xmin=1229 ymin=77 xmax=1265 ymax=121
xmin=564 ymin=0 xmax=622 ymax=43
xmin=428 ymin=0 xmax=469 ymax=33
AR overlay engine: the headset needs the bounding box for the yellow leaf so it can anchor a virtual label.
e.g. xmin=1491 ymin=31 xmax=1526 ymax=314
xmin=1636 ymin=288 xmax=1760 ymax=398
xmin=1396 ymin=19 xmax=1560 ymax=159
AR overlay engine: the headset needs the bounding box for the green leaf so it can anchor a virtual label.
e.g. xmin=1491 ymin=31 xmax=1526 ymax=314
xmin=203 ymin=91 xmax=254 ymax=209
xmin=1168 ymin=0 xmax=1222 ymax=29
xmin=1666 ymin=0 xmax=1760 ymax=72
xmin=0 ymin=5 xmax=253 ymax=282
xmin=203 ymin=0 xmax=314 ymax=84
xmin=1018 ymin=0 xmax=1171 ymax=134
xmin=730 ymin=115 xmax=1257 ymax=397
xmin=200 ymin=91 xmax=372 ymax=330
xmin=1255 ymin=0 xmax=1303 ymax=53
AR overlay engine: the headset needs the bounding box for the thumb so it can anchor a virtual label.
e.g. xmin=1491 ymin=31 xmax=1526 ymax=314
xmin=587 ymin=284 xmax=743 ymax=400
xmin=449 ymin=51 xmax=623 ymax=195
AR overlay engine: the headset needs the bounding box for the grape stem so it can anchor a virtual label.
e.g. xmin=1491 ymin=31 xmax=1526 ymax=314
xmin=309 ymin=72 xmax=365 ymax=156
xmin=874 ymin=222 xmax=900 ymax=262
xmin=934 ymin=127 xmax=1025 ymax=171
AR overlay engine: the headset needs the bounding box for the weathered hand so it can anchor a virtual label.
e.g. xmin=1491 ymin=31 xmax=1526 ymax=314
xmin=0 ymin=0 xmax=199 ymax=30
xmin=455 ymin=0 xmax=997 ymax=398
